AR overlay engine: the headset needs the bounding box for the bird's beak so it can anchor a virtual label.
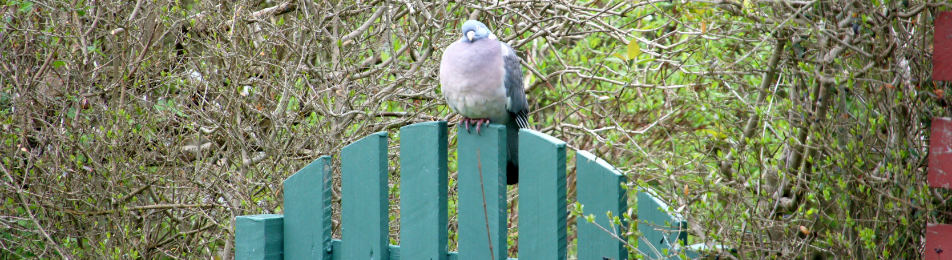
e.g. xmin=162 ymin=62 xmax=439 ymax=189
xmin=466 ymin=31 xmax=474 ymax=41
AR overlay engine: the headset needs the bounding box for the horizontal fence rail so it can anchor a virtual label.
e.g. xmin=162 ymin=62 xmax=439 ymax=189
xmin=236 ymin=121 xmax=708 ymax=260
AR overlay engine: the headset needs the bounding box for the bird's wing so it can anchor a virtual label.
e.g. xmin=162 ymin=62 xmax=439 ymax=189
xmin=501 ymin=42 xmax=529 ymax=129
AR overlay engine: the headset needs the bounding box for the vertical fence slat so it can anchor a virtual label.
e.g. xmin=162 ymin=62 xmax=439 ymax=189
xmin=331 ymin=239 xmax=343 ymax=259
xmin=388 ymin=245 xmax=401 ymax=260
xmin=400 ymin=121 xmax=449 ymax=260
xmin=638 ymin=188 xmax=688 ymax=259
xmin=928 ymin=117 xmax=952 ymax=260
xmin=341 ymin=132 xmax=390 ymax=260
xmin=929 ymin=117 xmax=952 ymax=189
xmin=283 ymin=156 xmax=333 ymax=259
xmin=236 ymin=214 xmax=284 ymax=260
xmin=517 ymin=129 xmax=567 ymax=260
xmin=457 ymin=124 xmax=508 ymax=260
xmin=576 ymin=150 xmax=628 ymax=260
xmin=934 ymin=11 xmax=952 ymax=80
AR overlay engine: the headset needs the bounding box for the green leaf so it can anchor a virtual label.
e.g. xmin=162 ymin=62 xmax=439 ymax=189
xmin=17 ymin=1 xmax=34 ymax=13
xmin=699 ymin=129 xmax=727 ymax=139
xmin=605 ymin=56 xmax=626 ymax=66
xmin=626 ymin=40 xmax=641 ymax=61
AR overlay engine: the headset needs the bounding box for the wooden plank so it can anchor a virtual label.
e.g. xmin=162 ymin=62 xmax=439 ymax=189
xmin=399 ymin=121 xmax=449 ymax=260
xmin=934 ymin=11 xmax=952 ymax=81
xmin=341 ymin=132 xmax=390 ymax=260
xmin=235 ymin=214 xmax=284 ymax=260
xmin=389 ymin=245 xmax=401 ymax=260
xmin=576 ymin=150 xmax=628 ymax=260
xmin=447 ymin=252 xmax=519 ymax=260
xmin=926 ymin=223 xmax=952 ymax=260
xmin=283 ymin=156 xmax=333 ymax=259
xmin=637 ymin=188 xmax=688 ymax=259
xmin=929 ymin=117 xmax=952 ymax=189
xmin=517 ymin=129 xmax=567 ymax=260
xmin=456 ymin=124 xmax=508 ymax=260
xmin=331 ymin=239 xmax=342 ymax=259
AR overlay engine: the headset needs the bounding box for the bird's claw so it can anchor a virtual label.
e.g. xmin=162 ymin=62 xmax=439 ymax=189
xmin=474 ymin=118 xmax=489 ymax=135
xmin=461 ymin=118 xmax=490 ymax=135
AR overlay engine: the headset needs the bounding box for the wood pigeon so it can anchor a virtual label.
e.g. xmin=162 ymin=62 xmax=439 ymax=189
xmin=439 ymin=20 xmax=530 ymax=185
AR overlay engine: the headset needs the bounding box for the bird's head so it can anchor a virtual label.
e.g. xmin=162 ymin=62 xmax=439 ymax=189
xmin=460 ymin=20 xmax=494 ymax=43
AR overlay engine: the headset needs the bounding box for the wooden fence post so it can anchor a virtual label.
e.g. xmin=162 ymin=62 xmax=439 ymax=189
xmin=283 ymin=156 xmax=333 ymax=259
xmin=457 ymin=124 xmax=508 ymax=260
xmin=576 ymin=150 xmax=628 ymax=260
xmin=927 ymin=117 xmax=952 ymax=260
xmin=400 ymin=121 xmax=449 ymax=260
xmin=518 ymin=129 xmax=567 ymax=260
xmin=341 ymin=132 xmax=390 ymax=260
xmin=638 ymin=188 xmax=690 ymax=259
xmin=235 ymin=214 xmax=284 ymax=260
xmin=928 ymin=12 xmax=952 ymax=260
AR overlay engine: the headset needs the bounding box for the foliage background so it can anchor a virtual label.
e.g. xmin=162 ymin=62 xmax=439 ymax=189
xmin=1 ymin=0 xmax=950 ymax=258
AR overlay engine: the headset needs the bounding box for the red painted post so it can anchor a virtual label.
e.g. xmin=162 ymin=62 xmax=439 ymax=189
xmin=926 ymin=224 xmax=952 ymax=260
xmin=935 ymin=11 xmax=952 ymax=81
xmin=930 ymin=117 xmax=952 ymax=189
xmin=928 ymin=117 xmax=952 ymax=260
xmin=930 ymin=12 xmax=952 ymax=260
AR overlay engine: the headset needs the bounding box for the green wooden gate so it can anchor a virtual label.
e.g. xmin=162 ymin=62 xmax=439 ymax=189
xmin=235 ymin=122 xmax=703 ymax=259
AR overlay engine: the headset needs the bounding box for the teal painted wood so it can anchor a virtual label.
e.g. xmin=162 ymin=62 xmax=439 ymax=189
xmin=341 ymin=132 xmax=390 ymax=260
xmin=637 ymin=188 xmax=688 ymax=259
xmin=399 ymin=121 xmax=449 ymax=260
xmin=449 ymin=252 xmax=518 ymax=260
xmin=576 ymin=150 xmax=628 ymax=260
xmin=456 ymin=124 xmax=508 ymax=260
xmin=235 ymin=214 xmax=284 ymax=260
xmin=329 ymin=240 xmax=524 ymax=260
xmin=389 ymin=245 xmax=400 ymax=260
xmin=517 ymin=129 xmax=567 ymax=260
xmin=332 ymin=239 xmax=342 ymax=259
xmin=283 ymin=156 xmax=333 ymax=259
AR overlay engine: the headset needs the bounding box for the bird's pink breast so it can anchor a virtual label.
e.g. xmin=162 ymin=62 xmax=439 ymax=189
xmin=440 ymin=39 xmax=509 ymax=122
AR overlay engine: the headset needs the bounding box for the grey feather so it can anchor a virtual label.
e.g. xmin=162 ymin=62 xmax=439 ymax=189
xmin=502 ymin=43 xmax=529 ymax=129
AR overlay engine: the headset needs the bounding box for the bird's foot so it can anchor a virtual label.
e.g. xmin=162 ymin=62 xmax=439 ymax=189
xmin=473 ymin=118 xmax=490 ymax=134
xmin=462 ymin=118 xmax=472 ymax=133
xmin=460 ymin=118 xmax=491 ymax=135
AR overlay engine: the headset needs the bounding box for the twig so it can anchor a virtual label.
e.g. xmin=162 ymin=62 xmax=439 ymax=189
xmin=29 ymin=51 xmax=55 ymax=86
xmin=719 ymin=38 xmax=786 ymax=180
xmin=477 ymin=148 xmax=496 ymax=260
xmin=77 ymin=204 xmax=218 ymax=216
xmin=127 ymin=0 xmax=144 ymax=21
xmin=0 ymin=162 xmax=70 ymax=259
xmin=125 ymin=21 xmax=160 ymax=79
xmin=730 ymin=0 xmax=814 ymax=67
xmin=114 ymin=183 xmax=152 ymax=206
xmin=250 ymin=2 xmax=296 ymax=18
xmin=341 ymin=5 xmax=387 ymax=43
xmin=586 ymin=216 xmax=645 ymax=257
